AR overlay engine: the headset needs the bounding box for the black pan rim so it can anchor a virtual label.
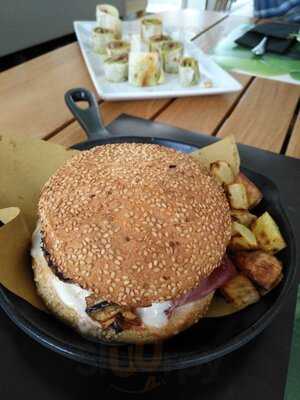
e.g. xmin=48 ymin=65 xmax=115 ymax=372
xmin=0 ymin=136 xmax=296 ymax=371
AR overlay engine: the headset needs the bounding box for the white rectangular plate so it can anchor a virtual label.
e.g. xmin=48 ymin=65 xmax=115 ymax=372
xmin=74 ymin=21 xmax=242 ymax=101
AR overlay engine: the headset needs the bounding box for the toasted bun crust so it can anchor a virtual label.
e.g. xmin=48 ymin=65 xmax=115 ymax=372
xmin=32 ymin=255 xmax=213 ymax=343
xmin=39 ymin=143 xmax=231 ymax=307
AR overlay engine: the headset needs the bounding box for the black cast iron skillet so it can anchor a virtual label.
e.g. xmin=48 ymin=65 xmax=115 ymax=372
xmin=0 ymin=88 xmax=296 ymax=371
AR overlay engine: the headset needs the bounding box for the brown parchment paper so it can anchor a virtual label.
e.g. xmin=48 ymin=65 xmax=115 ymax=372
xmin=0 ymin=134 xmax=77 ymax=233
xmin=0 ymin=207 xmax=46 ymax=310
xmin=0 ymin=135 xmax=77 ymax=309
xmin=0 ymin=134 xmax=242 ymax=317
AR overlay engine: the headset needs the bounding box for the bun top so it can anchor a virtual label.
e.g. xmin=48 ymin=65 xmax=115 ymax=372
xmin=39 ymin=143 xmax=231 ymax=307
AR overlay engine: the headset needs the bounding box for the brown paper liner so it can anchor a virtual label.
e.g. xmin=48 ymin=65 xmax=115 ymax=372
xmin=0 ymin=135 xmax=77 ymax=310
xmin=0 ymin=134 xmax=77 ymax=232
xmin=0 ymin=134 xmax=254 ymax=317
xmin=0 ymin=207 xmax=46 ymax=310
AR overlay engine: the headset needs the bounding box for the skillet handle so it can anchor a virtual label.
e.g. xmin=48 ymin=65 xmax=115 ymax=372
xmin=65 ymin=88 xmax=110 ymax=141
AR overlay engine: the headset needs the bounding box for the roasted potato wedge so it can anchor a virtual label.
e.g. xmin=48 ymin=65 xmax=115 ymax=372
xmin=220 ymin=273 xmax=260 ymax=308
xmin=231 ymin=210 xmax=257 ymax=227
xmin=234 ymin=250 xmax=283 ymax=290
xmin=258 ymin=273 xmax=283 ymax=295
xmin=230 ymin=222 xmax=258 ymax=250
xmin=227 ymin=183 xmax=249 ymax=210
xmin=191 ymin=135 xmax=240 ymax=176
xmin=235 ymin=173 xmax=262 ymax=209
xmin=252 ymin=212 xmax=286 ymax=254
xmin=210 ymin=161 xmax=235 ymax=185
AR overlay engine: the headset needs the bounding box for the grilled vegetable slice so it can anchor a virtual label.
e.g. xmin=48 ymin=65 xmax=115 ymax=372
xmin=230 ymin=222 xmax=258 ymax=250
xmin=234 ymin=250 xmax=283 ymax=290
xmin=210 ymin=160 xmax=235 ymax=185
xmin=235 ymin=173 xmax=262 ymax=209
xmin=252 ymin=212 xmax=286 ymax=254
xmin=231 ymin=210 xmax=257 ymax=227
xmin=88 ymin=304 xmax=121 ymax=322
xmin=86 ymin=297 xmax=140 ymax=330
xmin=227 ymin=183 xmax=249 ymax=210
xmin=220 ymin=273 xmax=260 ymax=308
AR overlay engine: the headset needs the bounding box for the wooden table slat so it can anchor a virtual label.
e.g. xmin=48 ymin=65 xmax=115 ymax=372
xmin=217 ymin=79 xmax=300 ymax=153
xmin=286 ymin=111 xmax=300 ymax=158
xmin=1 ymin=10 xmax=300 ymax=159
xmin=0 ymin=44 xmax=94 ymax=139
xmin=155 ymin=73 xmax=251 ymax=135
xmin=0 ymin=10 xmax=227 ymax=141
xmin=155 ymin=15 xmax=254 ymax=135
xmin=49 ymin=98 xmax=172 ymax=147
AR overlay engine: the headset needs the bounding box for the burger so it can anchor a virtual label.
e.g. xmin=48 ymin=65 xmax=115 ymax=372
xmin=31 ymin=143 xmax=233 ymax=343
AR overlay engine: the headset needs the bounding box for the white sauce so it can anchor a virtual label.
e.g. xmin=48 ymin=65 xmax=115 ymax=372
xmin=31 ymin=227 xmax=100 ymax=333
xmin=32 ymin=226 xmax=173 ymax=330
xmin=137 ymin=301 xmax=172 ymax=328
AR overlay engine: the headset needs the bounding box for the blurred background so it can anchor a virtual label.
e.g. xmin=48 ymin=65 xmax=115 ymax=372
xmin=0 ymin=0 xmax=253 ymax=65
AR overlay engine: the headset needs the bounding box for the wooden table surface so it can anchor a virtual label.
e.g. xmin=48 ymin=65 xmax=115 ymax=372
xmin=1 ymin=10 xmax=300 ymax=159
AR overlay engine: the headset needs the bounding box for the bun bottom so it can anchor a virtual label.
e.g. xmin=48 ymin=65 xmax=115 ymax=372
xmin=32 ymin=256 xmax=213 ymax=344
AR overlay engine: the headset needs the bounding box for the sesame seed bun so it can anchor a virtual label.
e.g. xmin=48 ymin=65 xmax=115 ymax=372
xmin=32 ymin=255 xmax=214 ymax=343
xmin=38 ymin=143 xmax=231 ymax=307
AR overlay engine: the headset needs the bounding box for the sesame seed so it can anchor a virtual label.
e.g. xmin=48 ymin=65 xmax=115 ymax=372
xmin=38 ymin=142 xmax=231 ymax=307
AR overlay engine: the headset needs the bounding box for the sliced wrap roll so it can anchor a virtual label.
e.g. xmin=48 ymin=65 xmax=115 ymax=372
xmin=130 ymin=34 xmax=149 ymax=52
xmin=161 ymin=40 xmax=184 ymax=74
xmin=149 ymin=34 xmax=172 ymax=53
xmin=92 ymin=27 xmax=116 ymax=54
xmin=141 ymin=17 xmax=163 ymax=43
xmin=129 ymin=52 xmax=164 ymax=87
xmin=104 ymin=54 xmax=128 ymax=82
xmin=179 ymin=57 xmax=200 ymax=86
xmin=96 ymin=4 xmax=122 ymax=39
xmin=106 ymin=40 xmax=130 ymax=57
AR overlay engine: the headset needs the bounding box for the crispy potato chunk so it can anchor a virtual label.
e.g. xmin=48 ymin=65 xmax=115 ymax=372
xmin=191 ymin=136 xmax=240 ymax=176
xmin=220 ymin=273 xmax=260 ymax=308
xmin=227 ymin=183 xmax=249 ymax=210
xmin=258 ymin=273 xmax=283 ymax=295
xmin=231 ymin=210 xmax=257 ymax=227
xmin=230 ymin=222 xmax=258 ymax=250
xmin=252 ymin=212 xmax=286 ymax=254
xmin=235 ymin=173 xmax=262 ymax=209
xmin=210 ymin=161 xmax=235 ymax=185
xmin=234 ymin=250 xmax=283 ymax=290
